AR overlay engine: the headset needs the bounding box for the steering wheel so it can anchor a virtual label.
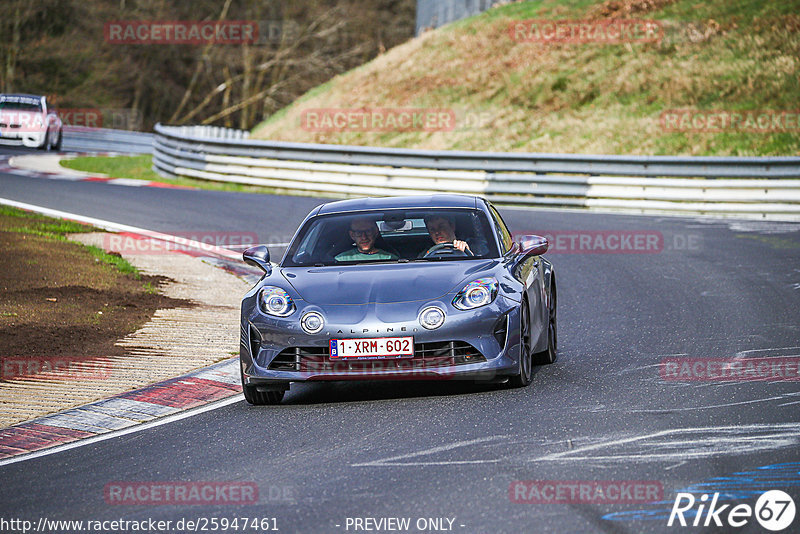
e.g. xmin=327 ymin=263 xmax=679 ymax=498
xmin=423 ymin=242 xmax=474 ymax=258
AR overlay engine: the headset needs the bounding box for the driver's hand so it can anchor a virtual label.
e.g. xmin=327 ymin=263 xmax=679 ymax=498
xmin=454 ymin=240 xmax=471 ymax=253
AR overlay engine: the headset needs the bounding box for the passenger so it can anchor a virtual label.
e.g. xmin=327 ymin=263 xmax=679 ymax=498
xmin=335 ymin=217 xmax=399 ymax=262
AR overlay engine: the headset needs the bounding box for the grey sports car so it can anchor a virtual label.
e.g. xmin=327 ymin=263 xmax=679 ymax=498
xmin=239 ymin=194 xmax=557 ymax=404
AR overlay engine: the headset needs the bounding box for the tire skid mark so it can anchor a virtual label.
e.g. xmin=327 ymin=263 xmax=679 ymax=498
xmin=351 ymin=423 xmax=800 ymax=468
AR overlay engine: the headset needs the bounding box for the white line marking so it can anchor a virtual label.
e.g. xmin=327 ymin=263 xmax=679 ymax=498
xmin=107 ymin=178 xmax=148 ymax=186
xmin=0 ymin=395 xmax=242 ymax=468
xmin=0 ymin=197 xmax=241 ymax=260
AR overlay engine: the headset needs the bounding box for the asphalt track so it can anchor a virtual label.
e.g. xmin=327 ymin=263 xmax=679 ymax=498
xmin=1 ymin=145 xmax=800 ymax=533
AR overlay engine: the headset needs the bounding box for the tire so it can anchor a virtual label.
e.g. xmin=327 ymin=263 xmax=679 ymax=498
xmin=53 ymin=129 xmax=62 ymax=151
xmin=533 ymin=281 xmax=557 ymax=365
xmin=38 ymin=131 xmax=49 ymax=151
xmin=240 ymin=365 xmax=285 ymax=405
xmin=509 ymin=299 xmax=533 ymax=387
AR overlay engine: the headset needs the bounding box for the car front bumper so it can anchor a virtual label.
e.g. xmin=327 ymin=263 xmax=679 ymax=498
xmin=240 ymin=296 xmax=522 ymax=384
xmin=0 ymin=130 xmax=46 ymax=148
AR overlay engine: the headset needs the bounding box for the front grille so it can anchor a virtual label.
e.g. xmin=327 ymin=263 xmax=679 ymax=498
xmin=269 ymin=346 xmax=328 ymax=371
xmin=268 ymin=341 xmax=486 ymax=372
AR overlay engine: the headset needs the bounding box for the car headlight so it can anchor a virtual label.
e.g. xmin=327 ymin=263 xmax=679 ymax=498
xmin=452 ymin=277 xmax=498 ymax=310
xmin=258 ymin=286 xmax=295 ymax=317
xmin=419 ymin=306 xmax=446 ymax=330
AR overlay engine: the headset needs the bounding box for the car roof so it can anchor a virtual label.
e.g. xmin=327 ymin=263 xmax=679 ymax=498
xmin=316 ymin=194 xmax=480 ymax=215
xmin=0 ymin=94 xmax=44 ymax=100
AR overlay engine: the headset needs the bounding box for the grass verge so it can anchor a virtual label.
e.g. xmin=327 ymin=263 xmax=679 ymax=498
xmin=0 ymin=205 xmax=185 ymax=359
xmin=0 ymin=205 xmax=139 ymax=276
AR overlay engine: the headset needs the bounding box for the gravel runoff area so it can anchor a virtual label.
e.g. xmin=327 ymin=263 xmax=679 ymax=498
xmin=0 ymin=232 xmax=249 ymax=428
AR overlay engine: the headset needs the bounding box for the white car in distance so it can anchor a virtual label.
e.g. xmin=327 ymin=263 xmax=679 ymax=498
xmin=0 ymin=94 xmax=63 ymax=150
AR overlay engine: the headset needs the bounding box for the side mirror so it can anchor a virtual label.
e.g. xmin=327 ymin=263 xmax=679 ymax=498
xmin=517 ymin=235 xmax=549 ymax=257
xmin=243 ymin=245 xmax=271 ymax=274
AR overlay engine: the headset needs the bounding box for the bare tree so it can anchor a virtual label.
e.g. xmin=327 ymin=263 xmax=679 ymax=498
xmin=170 ymin=5 xmax=376 ymax=129
xmin=0 ymin=1 xmax=40 ymax=92
xmin=1 ymin=0 xmax=414 ymax=130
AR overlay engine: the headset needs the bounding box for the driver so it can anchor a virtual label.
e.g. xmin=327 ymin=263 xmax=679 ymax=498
xmin=422 ymin=214 xmax=471 ymax=255
xmin=335 ymin=217 xmax=399 ymax=262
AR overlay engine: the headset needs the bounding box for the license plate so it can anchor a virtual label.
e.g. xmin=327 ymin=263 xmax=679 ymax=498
xmin=330 ymin=337 xmax=414 ymax=359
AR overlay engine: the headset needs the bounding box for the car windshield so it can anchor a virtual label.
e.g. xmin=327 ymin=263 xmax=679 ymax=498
xmin=283 ymin=208 xmax=499 ymax=266
xmin=0 ymin=98 xmax=42 ymax=112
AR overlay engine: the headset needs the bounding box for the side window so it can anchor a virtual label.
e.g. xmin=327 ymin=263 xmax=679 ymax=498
xmin=489 ymin=205 xmax=513 ymax=254
xmin=292 ymin=220 xmax=322 ymax=262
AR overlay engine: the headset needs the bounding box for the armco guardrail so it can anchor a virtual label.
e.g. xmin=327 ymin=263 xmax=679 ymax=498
xmin=153 ymin=124 xmax=800 ymax=220
xmin=62 ymin=126 xmax=153 ymax=154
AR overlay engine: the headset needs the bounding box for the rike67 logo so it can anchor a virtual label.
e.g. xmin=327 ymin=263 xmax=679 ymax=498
xmin=668 ymin=490 xmax=796 ymax=531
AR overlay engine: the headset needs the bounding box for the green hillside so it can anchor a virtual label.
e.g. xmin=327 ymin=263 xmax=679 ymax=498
xmin=252 ymin=0 xmax=800 ymax=156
